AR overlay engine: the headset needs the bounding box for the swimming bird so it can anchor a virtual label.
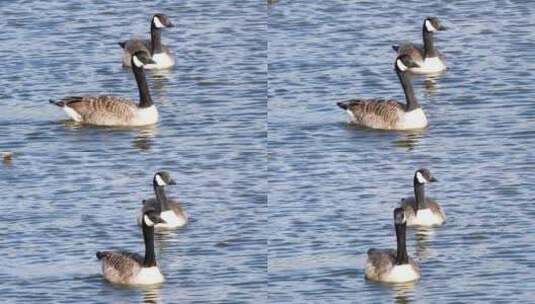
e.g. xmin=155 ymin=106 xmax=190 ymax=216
xmin=336 ymin=55 xmax=428 ymax=130
xmin=365 ymin=208 xmax=420 ymax=283
xmin=400 ymin=168 xmax=445 ymax=227
xmin=392 ymin=17 xmax=447 ymax=74
xmin=96 ymin=208 xmax=165 ymax=286
xmin=139 ymin=171 xmax=188 ymax=229
xmin=119 ymin=14 xmax=175 ymax=69
xmin=50 ymin=50 xmax=159 ymax=127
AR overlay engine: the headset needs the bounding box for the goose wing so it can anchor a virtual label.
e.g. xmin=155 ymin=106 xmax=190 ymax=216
xmin=337 ymin=99 xmax=404 ymax=129
xmin=55 ymin=95 xmax=138 ymax=125
xmin=393 ymin=43 xmax=425 ymax=63
xmin=142 ymin=197 xmax=186 ymax=217
xmin=366 ymin=248 xmax=396 ymax=280
xmin=427 ymin=198 xmax=446 ymax=219
xmin=97 ymin=250 xmax=143 ymax=283
xmin=119 ymin=39 xmax=151 ymax=55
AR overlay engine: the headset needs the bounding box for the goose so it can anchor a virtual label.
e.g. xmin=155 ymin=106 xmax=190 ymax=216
xmin=365 ymin=208 xmax=420 ymax=283
xmin=50 ymin=50 xmax=159 ymax=127
xmin=96 ymin=208 xmax=165 ymax=286
xmin=400 ymin=168 xmax=446 ymax=227
xmin=138 ymin=171 xmax=188 ymax=229
xmin=392 ymin=17 xmax=447 ymax=74
xmin=336 ymin=55 xmax=428 ymax=130
xmin=119 ymin=14 xmax=175 ymax=69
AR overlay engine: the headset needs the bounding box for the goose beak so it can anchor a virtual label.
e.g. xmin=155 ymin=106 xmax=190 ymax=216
xmin=166 ymin=21 xmax=175 ymax=28
xmin=430 ymin=177 xmax=438 ymax=182
xmin=438 ymin=25 xmax=447 ymax=31
xmin=168 ymin=179 xmax=177 ymax=185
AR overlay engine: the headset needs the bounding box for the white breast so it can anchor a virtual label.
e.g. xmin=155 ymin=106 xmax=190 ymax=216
xmin=145 ymin=53 xmax=175 ymax=69
xmin=63 ymin=106 xmax=82 ymax=122
xmin=382 ymin=264 xmax=420 ymax=283
xmin=130 ymin=266 xmax=165 ymax=285
xmin=131 ymin=105 xmax=159 ymax=126
xmin=397 ymin=108 xmax=428 ymax=130
xmin=409 ymin=208 xmax=444 ymax=226
xmin=410 ymin=56 xmax=446 ymax=74
xmin=157 ymin=210 xmax=187 ymax=229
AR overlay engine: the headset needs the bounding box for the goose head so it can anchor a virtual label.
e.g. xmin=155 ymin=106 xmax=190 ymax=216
xmin=132 ymin=50 xmax=156 ymax=68
xmin=153 ymin=171 xmax=176 ymax=187
xmin=152 ymin=14 xmax=174 ymax=29
xmin=142 ymin=208 xmax=166 ymax=227
xmin=414 ymin=168 xmax=438 ymax=185
xmin=424 ymin=17 xmax=446 ymax=33
xmin=395 ymin=54 xmax=419 ymax=72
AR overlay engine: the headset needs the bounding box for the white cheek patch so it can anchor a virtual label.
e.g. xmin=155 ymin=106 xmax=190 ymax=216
xmin=153 ymin=16 xmax=165 ymax=28
xmin=416 ymin=172 xmax=427 ymax=183
xmin=132 ymin=55 xmax=144 ymax=67
xmin=155 ymin=174 xmax=166 ymax=186
xmin=144 ymin=215 xmax=155 ymax=226
xmin=396 ymin=59 xmax=408 ymax=71
xmin=425 ymin=20 xmax=437 ymax=32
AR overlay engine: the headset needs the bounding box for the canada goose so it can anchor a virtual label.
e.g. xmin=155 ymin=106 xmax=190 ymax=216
xmin=336 ymin=55 xmax=428 ymax=130
xmin=392 ymin=17 xmax=447 ymax=74
xmin=50 ymin=50 xmax=159 ymax=127
xmin=119 ymin=14 xmax=175 ymax=69
xmin=365 ymin=208 xmax=420 ymax=283
xmin=400 ymin=168 xmax=446 ymax=227
xmin=139 ymin=171 xmax=188 ymax=229
xmin=96 ymin=208 xmax=165 ymax=286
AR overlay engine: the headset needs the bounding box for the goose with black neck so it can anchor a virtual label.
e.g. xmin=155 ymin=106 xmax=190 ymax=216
xmin=392 ymin=17 xmax=447 ymax=74
xmin=50 ymin=50 xmax=159 ymax=126
xmin=139 ymin=171 xmax=188 ymax=229
xmin=96 ymin=208 xmax=166 ymax=286
xmin=365 ymin=208 xmax=421 ymax=283
xmin=337 ymin=54 xmax=428 ymax=130
xmin=119 ymin=14 xmax=176 ymax=69
xmin=400 ymin=168 xmax=446 ymax=227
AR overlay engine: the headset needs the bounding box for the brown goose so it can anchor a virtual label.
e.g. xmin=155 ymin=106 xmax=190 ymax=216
xmin=392 ymin=17 xmax=447 ymax=74
xmin=50 ymin=50 xmax=159 ymax=127
xmin=365 ymin=208 xmax=420 ymax=283
xmin=138 ymin=171 xmax=188 ymax=229
xmin=119 ymin=14 xmax=175 ymax=69
xmin=400 ymin=168 xmax=446 ymax=227
xmin=337 ymin=55 xmax=428 ymax=130
xmin=96 ymin=208 xmax=165 ymax=285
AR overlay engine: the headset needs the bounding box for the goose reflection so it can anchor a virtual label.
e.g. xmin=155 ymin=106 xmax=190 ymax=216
xmin=141 ymin=285 xmax=161 ymax=304
xmin=132 ymin=125 xmax=158 ymax=151
xmin=393 ymin=129 xmax=426 ymax=151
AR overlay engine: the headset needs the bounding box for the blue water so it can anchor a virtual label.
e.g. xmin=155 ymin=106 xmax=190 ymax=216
xmin=0 ymin=1 xmax=266 ymax=303
xmin=268 ymin=1 xmax=535 ymax=303
xmin=1 ymin=0 xmax=535 ymax=303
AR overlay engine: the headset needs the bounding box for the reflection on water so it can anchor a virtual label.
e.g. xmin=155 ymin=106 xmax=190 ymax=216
xmin=392 ymin=129 xmax=426 ymax=151
xmin=414 ymin=228 xmax=435 ymax=260
xmin=141 ymin=286 xmax=161 ymax=304
xmin=132 ymin=126 xmax=158 ymax=151
xmin=2 ymin=151 xmax=13 ymax=166
xmin=392 ymin=281 xmax=416 ymax=304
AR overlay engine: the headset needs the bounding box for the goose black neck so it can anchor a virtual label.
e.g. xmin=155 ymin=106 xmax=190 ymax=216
xmin=142 ymin=222 xmax=157 ymax=267
xmin=396 ymin=69 xmax=419 ymax=111
xmin=422 ymin=28 xmax=437 ymax=58
xmin=132 ymin=63 xmax=153 ymax=108
xmin=395 ymin=222 xmax=409 ymax=265
xmin=413 ymin=178 xmax=428 ymax=210
xmin=150 ymin=24 xmax=163 ymax=54
xmin=154 ymin=184 xmax=170 ymax=211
